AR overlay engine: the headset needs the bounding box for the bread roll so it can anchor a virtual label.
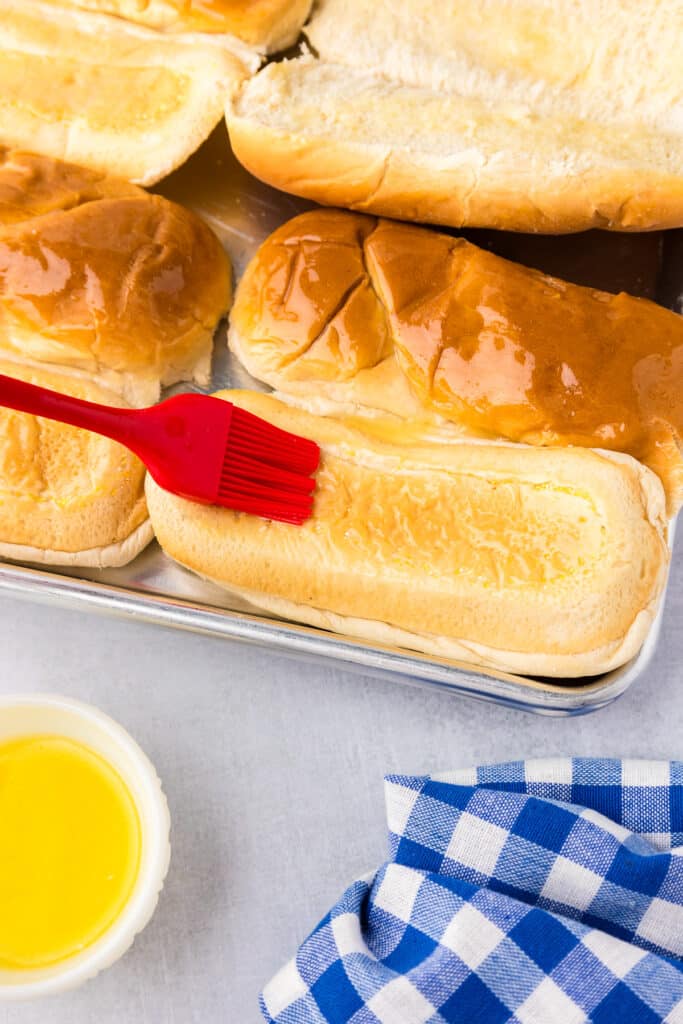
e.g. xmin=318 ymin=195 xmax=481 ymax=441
xmin=40 ymin=0 xmax=312 ymax=52
xmin=227 ymin=0 xmax=683 ymax=232
xmin=0 ymin=362 xmax=152 ymax=567
xmin=146 ymin=390 xmax=669 ymax=678
xmin=0 ymin=151 xmax=231 ymax=406
xmin=0 ymin=149 xmax=141 ymax=225
xmin=229 ymin=210 xmax=683 ymax=514
xmin=0 ymin=0 xmax=259 ymax=184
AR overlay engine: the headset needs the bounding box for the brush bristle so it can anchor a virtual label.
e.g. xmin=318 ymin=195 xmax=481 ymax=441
xmin=219 ymin=404 xmax=320 ymax=524
xmin=228 ymin=405 xmax=320 ymax=476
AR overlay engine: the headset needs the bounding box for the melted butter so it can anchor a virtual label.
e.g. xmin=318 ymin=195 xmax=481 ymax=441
xmin=0 ymin=151 xmax=143 ymax=228
xmin=0 ymin=195 xmax=219 ymax=373
xmin=366 ymin=224 xmax=683 ymax=474
xmin=243 ymin=211 xmax=385 ymax=375
xmin=314 ymin=453 xmax=602 ymax=587
xmin=244 ymin=212 xmax=682 ymax=504
xmin=339 ymin=413 xmax=479 ymax=445
xmin=294 ymin=280 xmax=391 ymax=381
xmin=0 ymin=52 xmax=188 ymax=133
xmin=0 ymin=735 xmax=140 ymax=970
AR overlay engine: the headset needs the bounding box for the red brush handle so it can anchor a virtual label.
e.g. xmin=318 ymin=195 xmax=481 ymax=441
xmin=0 ymin=373 xmax=143 ymax=448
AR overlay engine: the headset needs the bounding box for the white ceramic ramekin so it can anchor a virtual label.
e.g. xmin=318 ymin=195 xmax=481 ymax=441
xmin=0 ymin=693 xmax=171 ymax=1000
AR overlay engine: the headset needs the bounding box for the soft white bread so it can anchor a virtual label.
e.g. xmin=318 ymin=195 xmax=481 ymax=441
xmin=229 ymin=209 xmax=683 ymax=514
xmin=228 ymin=0 xmax=683 ymax=232
xmin=41 ymin=0 xmax=313 ymax=52
xmin=0 ymin=0 xmax=259 ymax=185
xmin=0 ymin=362 xmax=152 ymax=568
xmin=0 ymin=150 xmax=232 ymax=406
xmin=146 ymin=390 xmax=670 ymax=678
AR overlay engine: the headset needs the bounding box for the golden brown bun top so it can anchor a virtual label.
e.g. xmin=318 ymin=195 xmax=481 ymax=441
xmin=0 ymin=150 xmax=231 ymax=405
xmin=0 ymin=148 xmax=142 ymax=225
xmin=41 ymin=0 xmax=312 ymax=49
xmin=231 ymin=209 xmax=683 ymax=510
xmin=236 ymin=209 xmax=392 ymax=380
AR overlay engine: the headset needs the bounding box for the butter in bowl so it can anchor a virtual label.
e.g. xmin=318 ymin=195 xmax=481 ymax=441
xmin=0 ymin=694 xmax=170 ymax=1000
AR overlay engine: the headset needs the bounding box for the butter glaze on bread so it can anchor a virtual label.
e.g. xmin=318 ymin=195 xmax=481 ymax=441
xmin=43 ymin=0 xmax=313 ymax=51
xmin=229 ymin=210 xmax=683 ymax=513
xmin=0 ymin=362 xmax=152 ymax=567
xmin=228 ymin=0 xmax=683 ymax=232
xmin=147 ymin=390 xmax=669 ymax=678
xmin=0 ymin=150 xmax=141 ymax=225
xmin=0 ymin=151 xmax=232 ymax=406
xmin=0 ymin=0 xmax=259 ymax=185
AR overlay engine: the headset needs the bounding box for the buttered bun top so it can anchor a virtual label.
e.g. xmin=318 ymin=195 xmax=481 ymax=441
xmin=230 ymin=209 xmax=683 ymax=513
xmin=0 ymin=150 xmax=231 ymax=406
xmin=0 ymin=151 xmax=141 ymax=224
xmin=42 ymin=0 xmax=313 ymax=51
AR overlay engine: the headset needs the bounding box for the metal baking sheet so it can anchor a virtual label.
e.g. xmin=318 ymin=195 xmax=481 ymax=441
xmin=0 ymin=126 xmax=678 ymax=714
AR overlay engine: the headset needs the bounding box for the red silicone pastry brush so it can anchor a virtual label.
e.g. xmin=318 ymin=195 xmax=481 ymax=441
xmin=0 ymin=375 xmax=320 ymax=525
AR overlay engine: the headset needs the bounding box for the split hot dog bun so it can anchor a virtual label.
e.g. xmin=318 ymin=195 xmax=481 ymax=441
xmin=0 ymin=362 xmax=152 ymax=568
xmin=229 ymin=210 xmax=683 ymax=514
xmin=0 ymin=150 xmax=232 ymax=406
xmin=146 ymin=390 xmax=669 ymax=678
xmin=41 ymin=0 xmax=313 ymax=52
xmin=0 ymin=0 xmax=259 ymax=184
xmin=228 ymin=0 xmax=683 ymax=232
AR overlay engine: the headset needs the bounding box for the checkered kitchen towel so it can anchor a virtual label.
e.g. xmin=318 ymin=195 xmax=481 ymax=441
xmin=261 ymin=759 xmax=683 ymax=1023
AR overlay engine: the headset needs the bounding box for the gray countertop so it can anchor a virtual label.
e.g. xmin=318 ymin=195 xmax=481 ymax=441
xmin=0 ymin=531 xmax=680 ymax=1024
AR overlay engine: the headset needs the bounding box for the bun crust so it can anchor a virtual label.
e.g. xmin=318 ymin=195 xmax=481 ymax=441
xmin=0 ymin=363 xmax=151 ymax=567
xmin=0 ymin=0 xmax=259 ymax=185
xmin=228 ymin=0 xmax=683 ymax=232
xmin=229 ymin=209 xmax=683 ymax=513
xmin=0 ymin=150 xmax=231 ymax=566
xmin=39 ymin=0 xmax=313 ymax=52
xmin=0 ymin=150 xmax=231 ymax=406
xmin=146 ymin=390 xmax=670 ymax=678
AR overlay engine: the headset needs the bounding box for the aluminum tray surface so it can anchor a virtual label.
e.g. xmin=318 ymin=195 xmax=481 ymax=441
xmin=0 ymin=127 xmax=679 ymax=714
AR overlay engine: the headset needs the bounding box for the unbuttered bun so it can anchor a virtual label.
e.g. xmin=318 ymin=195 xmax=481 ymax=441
xmin=0 ymin=150 xmax=232 ymax=406
xmin=146 ymin=390 xmax=669 ymax=678
xmin=229 ymin=209 xmax=683 ymax=514
xmin=228 ymin=0 xmax=683 ymax=233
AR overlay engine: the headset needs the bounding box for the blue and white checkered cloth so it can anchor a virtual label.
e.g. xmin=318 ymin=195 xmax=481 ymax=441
xmin=261 ymin=759 xmax=683 ymax=1024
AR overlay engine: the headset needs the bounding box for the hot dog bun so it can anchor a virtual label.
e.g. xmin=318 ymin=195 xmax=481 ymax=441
xmin=229 ymin=209 xmax=683 ymax=514
xmin=0 ymin=150 xmax=231 ymax=406
xmin=39 ymin=0 xmax=313 ymax=52
xmin=0 ymin=0 xmax=259 ymax=184
xmin=227 ymin=0 xmax=683 ymax=232
xmin=146 ymin=389 xmax=669 ymax=678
